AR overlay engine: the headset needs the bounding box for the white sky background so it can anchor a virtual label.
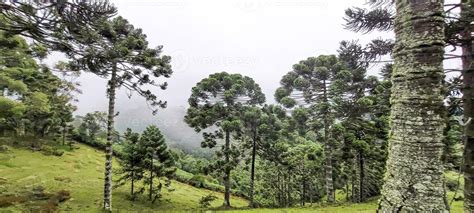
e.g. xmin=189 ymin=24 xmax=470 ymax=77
xmin=52 ymin=0 xmax=459 ymax=115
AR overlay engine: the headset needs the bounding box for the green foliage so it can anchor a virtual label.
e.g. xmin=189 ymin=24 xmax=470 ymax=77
xmin=199 ymin=194 xmax=218 ymax=208
xmin=185 ymin=72 xmax=265 ymax=206
xmin=0 ymin=97 xmax=25 ymax=118
xmin=0 ymin=32 xmax=77 ymax=142
xmin=40 ymin=145 xmax=64 ymax=157
xmin=0 ymin=142 xmax=249 ymax=211
xmin=275 ymin=54 xmax=350 ymax=202
xmin=140 ymin=125 xmax=176 ymax=203
xmin=443 ymin=118 xmax=463 ymax=170
xmin=0 ymin=1 xmax=117 ymax=54
xmin=116 ymin=128 xmax=146 ymax=200
xmin=69 ymin=16 xmax=173 ymax=113
xmin=78 ymin=112 xmax=106 ymax=140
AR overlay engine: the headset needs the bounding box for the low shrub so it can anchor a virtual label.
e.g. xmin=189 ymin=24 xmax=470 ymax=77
xmin=199 ymin=193 xmax=218 ymax=208
xmin=41 ymin=146 xmax=64 ymax=157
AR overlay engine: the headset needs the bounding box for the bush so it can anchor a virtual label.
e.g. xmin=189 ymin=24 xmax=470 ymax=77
xmin=71 ymin=132 xmax=106 ymax=150
xmin=199 ymin=193 xmax=218 ymax=208
xmin=41 ymin=146 xmax=64 ymax=156
xmin=189 ymin=174 xmax=207 ymax=188
xmin=174 ymin=169 xmax=193 ymax=182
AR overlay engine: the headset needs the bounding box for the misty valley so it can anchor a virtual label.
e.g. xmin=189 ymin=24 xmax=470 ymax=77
xmin=0 ymin=0 xmax=472 ymax=212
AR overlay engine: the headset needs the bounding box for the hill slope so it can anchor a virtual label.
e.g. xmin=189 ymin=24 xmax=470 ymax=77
xmin=0 ymin=142 xmax=464 ymax=212
xmin=0 ymin=143 xmax=248 ymax=212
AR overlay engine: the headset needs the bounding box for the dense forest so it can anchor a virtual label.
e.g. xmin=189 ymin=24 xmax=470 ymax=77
xmin=0 ymin=0 xmax=472 ymax=212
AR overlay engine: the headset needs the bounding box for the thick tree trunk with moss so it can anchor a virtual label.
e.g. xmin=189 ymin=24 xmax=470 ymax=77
xmin=378 ymin=0 xmax=448 ymax=211
xmin=462 ymin=0 xmax=474 ymax=210
xmin=223 ymin=130 xmax=231 ymax=207
xmin=103 ymin=68 xmax=117 ymax=211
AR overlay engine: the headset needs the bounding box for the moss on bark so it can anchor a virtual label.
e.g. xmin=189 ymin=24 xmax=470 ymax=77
xmin=378 ymin=0 xmax=448 ymax=211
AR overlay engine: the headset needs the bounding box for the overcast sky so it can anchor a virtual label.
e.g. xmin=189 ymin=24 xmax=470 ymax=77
xmin=63 ymin=0 xmax=394 ymax=115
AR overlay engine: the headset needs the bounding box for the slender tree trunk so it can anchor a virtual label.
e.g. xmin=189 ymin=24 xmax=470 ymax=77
xmin=302 ymin=166 xmax=306 ymax=206
xmin=346 ymin=182 xmax=349 ymax=201
xmin=352 ymin=154 xmax=360 ymax=203
xmin=287 ymin=168 xmax=291 ymax=207
xmin=103 ymin=67 xmax=117 ymax=211
xmin=277 ymin=169 xmax=282 ymax=207
xmin=462 ymin=0 xmax=474 ymax=210
xmin=323 ymin=128 xmax=334 ymax=203
xmin=149 ymin=157 xmax=153 ymax=200
xmin=223 ymin=130 xmax=231 ymax=207
xmin=131 ymin=172 xmax=135 ymax=200
xmin=322 ymin=80 xmax=335 ymax=203
xmin=378 ymin=0 xmax=448 ymax=211
xmin=62 ymin=123 xmax=66 ymax=146
xmin=300 ymin=183 xmax=304 ymax=206
xmin=351 ymin=174 xmax=355 ymax=202
xmin=32 ymin=132 xmax=38 ymax=149
xmin=249 ymin=128 xmax=257 ymax=207
xmin=359 ymin=152 xmax=365 ymax=202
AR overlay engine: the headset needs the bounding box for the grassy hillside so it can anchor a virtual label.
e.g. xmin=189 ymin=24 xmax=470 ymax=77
xmin=0 ymin=143 xmax=248 ymax=212
xmin=0 ymin=141 xmax=465 ymax=212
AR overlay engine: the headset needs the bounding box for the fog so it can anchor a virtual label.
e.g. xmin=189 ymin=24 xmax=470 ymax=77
xmin=39 ymin=0 xmax=463 ymax=147
xmin=53 ymin=0 xmax=392 ymax=115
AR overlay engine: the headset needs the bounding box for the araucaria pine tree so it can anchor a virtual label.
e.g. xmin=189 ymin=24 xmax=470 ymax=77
xmin=69 ymin=16 xmax=172 ymax=211
xmin=116 ymin=128 xmax=145 ymax=200
xmin=336 ymin=40 xmax=389 ymax=202
xmin=185 ymin=72 xmax=265 ymax=207
xmin=378 ymin=0 xmax=448 ymax=211
xmin=140 ymin=125 xmax=176 ymax=204
xmin=0 ymin=1 xmax=116 ymax=53
xmin=275 ymin=55 xmax=347 ymax=202
xmin=241 ymin=105 xmax=286 ymax=207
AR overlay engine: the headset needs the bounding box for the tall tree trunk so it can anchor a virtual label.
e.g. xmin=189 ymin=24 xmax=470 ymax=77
xmin=323 ymin=126 xmax=334 ymax=203
xmin=131 ymin=172 xmax=135 ymax=200
xmin=149 ymin=157 xmax=153 ymax=200
xmin=223 ymin=130 xmax=231 ymax=207
xmin=322 ymin=79 xmax=335 ymax=203
xmin=378 ymin=0 xmax=448 ymax=211
xmin=346 ymin=182 xmax=349 ymax=201
xmin=277 ymin=169 xmax=282 ymax=207
xmin=301 ymin=160 xmax=306 ymax=206
xmin=351 ymin=170 xmax=356 ymax=202
xmin=62 ymin=123 xmax=66 ymax=146
xmin=359 ymin=152 xmax=365 ymax=202
xmin=286 ymin=170 xmax=291 ymax=207
xmin=352 ymin=154 xmax=360 ymax=203
xmin=462 ymin=0 xmax=474 ymax=210
xmin=103 ymin=67 xmax=117 ymax=211
xmin=249 ymin=128 xmax=257 ymax=207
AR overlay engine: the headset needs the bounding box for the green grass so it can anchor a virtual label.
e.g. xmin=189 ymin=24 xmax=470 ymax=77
xmin=0 ymin=143 xmax=248 ymax=212
xmin=229 ymin=194 xmax=464 ymax=213
xmin=226 ymin=202 xmax=377 ymax=213
xmin=0 ymin=141 xmax=465 ymax=212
